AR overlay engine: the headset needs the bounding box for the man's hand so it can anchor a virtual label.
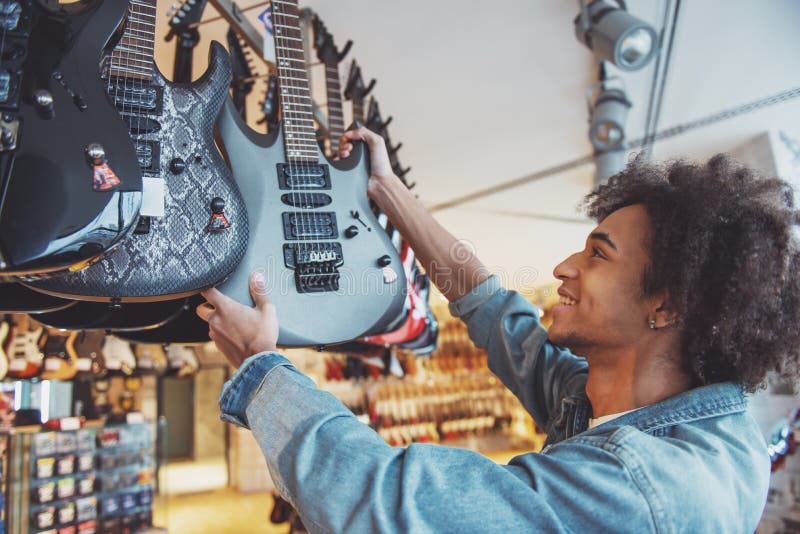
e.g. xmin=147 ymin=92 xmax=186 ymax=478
xmin=337 ymin=127 xmax=398 ymax=198
xmin=196 ymin=272 xmax=279 ymax=369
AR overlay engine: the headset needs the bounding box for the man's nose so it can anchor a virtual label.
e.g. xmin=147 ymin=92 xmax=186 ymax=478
xmin=553 ymin=254 xmax=580 ymax=280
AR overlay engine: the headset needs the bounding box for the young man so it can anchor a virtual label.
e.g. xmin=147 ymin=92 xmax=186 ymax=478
xmin=197 ymin=127 xmax=800 ymax=532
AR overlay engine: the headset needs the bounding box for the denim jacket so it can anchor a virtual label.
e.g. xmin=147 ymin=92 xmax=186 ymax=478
xmin=219 ymin=276 xmax=770 ymax=533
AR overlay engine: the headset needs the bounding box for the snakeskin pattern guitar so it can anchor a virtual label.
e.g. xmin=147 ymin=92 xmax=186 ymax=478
xmin=26 ymin=0 xmax=247 ymax=302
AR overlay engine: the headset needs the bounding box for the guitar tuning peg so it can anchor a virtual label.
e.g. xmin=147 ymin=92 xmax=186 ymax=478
xmin=172 ymin=16 xmax=181 ymax=24
xmin=188 ymin=0 xmax=197 ymax=4
xmin=166 ymin=10 xmax=173 ymax=17
xmin=177 ymin=10 xmax=186 ymax=17
xmin=171 ymin=2 xmax=179 ymax=8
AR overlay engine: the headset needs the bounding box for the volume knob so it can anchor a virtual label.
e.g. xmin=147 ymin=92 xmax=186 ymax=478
xmin=170 ymin=157 xmax=186 ymax=174
xmin=344 ymin=225 xmax=359 ymax=238
xmin=377 ymin=255 xmax=392 ymax=267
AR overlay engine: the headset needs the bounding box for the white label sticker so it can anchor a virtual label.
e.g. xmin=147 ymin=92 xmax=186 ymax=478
xmin=44 ymin=359 xmax=61 ymax=371
xmin=59 ymin=417 xmax=81 ymax=431
xmin=140 ymin=177 xmax=166 ymax=217
xmin=9 ymin=359 xmax=26 ymax=371
xmin=75 ymin=359 xmax=92 ymax=371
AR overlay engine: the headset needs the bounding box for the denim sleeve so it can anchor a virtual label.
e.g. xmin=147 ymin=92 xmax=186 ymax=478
xmin=449 ymin=276 xmax=588 ymax=429
xmin=220 ymin=354 xmax=655 ymax=533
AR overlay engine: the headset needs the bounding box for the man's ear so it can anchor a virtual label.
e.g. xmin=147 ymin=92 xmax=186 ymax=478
xmin=650 ymin=292 xmax=680 ymax=329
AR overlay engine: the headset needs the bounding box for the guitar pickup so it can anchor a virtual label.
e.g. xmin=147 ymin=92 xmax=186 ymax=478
xmin=277 ymin=163 xmax=331 ymax=190
xmin=107 ymin=78 xmax=163 ymax=114
xmin=281 ymin=192 xmax=332 ymax=209
xmin=282 ymin=212 xmax=338 ymax=240
xmin=123 ymin=115 xmax=161 ymax=135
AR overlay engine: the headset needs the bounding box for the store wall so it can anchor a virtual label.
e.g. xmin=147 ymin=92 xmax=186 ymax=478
xmin=193 ymin=367 xmax=227 ymax=459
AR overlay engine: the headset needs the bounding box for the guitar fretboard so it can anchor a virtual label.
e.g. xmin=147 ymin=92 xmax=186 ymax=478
xmin=324 ymin=62 xmax=345 ymax=148
xmin=107 ymin=0 xmax=157 ymax=81
xmin=272 ymin=0 xmax=319 ymax=163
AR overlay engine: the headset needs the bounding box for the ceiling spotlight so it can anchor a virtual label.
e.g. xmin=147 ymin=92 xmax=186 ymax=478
xmin=587 ymin=74 xmax=631 ymax=184
xmin=587 ymin=80 xmax=631 ymax=153
xmin=575 ymin=0 xmax=658 ymax=71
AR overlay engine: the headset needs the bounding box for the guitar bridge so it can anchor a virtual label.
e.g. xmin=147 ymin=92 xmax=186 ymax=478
xmin=283 ymin=243 xmax=343 ymax=293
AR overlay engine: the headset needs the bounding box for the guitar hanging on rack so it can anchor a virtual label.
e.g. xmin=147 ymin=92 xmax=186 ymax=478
xmin=227 ymin=28 xmax=256 ymax=119
xmin=311 ymin=14 xmax=351 ymax=157
xmin=26 ymin=0 xmax=248 ymax=303
xmin=164 ymin=0 xmax=209 ymax=83
xmin=0 ymin=0 xmax=142 ymax=277
xmin=40 ymin=330 xmax=79 ymax=381
xmin=212 ymin=0 xmax=405 ymax=346
xmin=5 ymin=315 xmax=44 ymax=379
xmin=257 ymin=74 xmax=280 ymax=132
xmin=0 ymin=282 xmax=76 ymax=314
xmin=343 ymin=59 xmax=375 ymax=125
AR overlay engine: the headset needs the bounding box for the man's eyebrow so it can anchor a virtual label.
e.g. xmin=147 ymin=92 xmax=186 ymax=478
xmin=590 ymin=232 xmax=618 ymax=251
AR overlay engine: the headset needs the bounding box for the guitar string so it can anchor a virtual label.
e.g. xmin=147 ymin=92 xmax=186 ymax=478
xmin=276 ymin=0 xmax=312 ymax=301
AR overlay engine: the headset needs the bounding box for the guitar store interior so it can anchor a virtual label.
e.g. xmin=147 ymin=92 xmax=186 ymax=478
xmin=1 ymin=1 xmax=799 ymax=533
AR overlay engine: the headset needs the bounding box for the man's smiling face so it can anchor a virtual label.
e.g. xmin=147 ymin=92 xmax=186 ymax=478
xmin=547 ymin=204 xmax=657 ymax=358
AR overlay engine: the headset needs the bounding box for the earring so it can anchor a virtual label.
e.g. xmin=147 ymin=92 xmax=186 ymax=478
xmin=649 ymin=319 xmax=657 ymax=330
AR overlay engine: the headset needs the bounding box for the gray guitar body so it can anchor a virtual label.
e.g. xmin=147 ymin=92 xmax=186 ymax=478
xmin=215 ymin=98 xmax=406 ymax=347
xmin=27 ymin=42 xmax=248 ymax=302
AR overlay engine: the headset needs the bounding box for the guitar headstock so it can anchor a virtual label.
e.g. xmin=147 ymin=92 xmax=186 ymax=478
xmin=344 ymin=59 xmax=375 ymax=123
xmin=312 ymin=15 xmax=352 ymax=67
xmin=165 ymin=0 xmax=209 ymax=41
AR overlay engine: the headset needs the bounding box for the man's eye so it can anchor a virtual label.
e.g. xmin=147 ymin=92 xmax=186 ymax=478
xmin=591 ymin=247 xmax=605 ymax=259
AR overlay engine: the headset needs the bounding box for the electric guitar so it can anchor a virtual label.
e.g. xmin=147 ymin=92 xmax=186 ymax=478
xmin=117 ymin=295 xmax=209 ymax=345
xmin=33 ymin=298 xmax=188 ymax=332
xmin=26 ymin=0 xmax=248 ymax=303
xmin=214 ymin=0 xmax=405 ymax=346
xmin=166 ymin=344 xmax=199 ymax=378
xmin=133 ymin=344 xmax=168 ymax=376
xmin=227 ymin=28 xmax=256 ymax=119
xmin=343 ymin=59 xmax=374 ymax=125
xmin=40 ymin=330 xmax=79 ymax=381
xmin=71 ymin=330 xmax=107 ymax=380
xmin=0 ymin=282 xmax=75 ymax=313
xmin=6 ymin=315 xmax=44 ymax=379
xmin=101 ymin=335 xmax=136 ymax=376
xmin=256 ymin=74 xmax=280 ymax=133
xmin=164 ymin=0 xmax=208 ymax=83
xmin=0 ymin=318 xmax=9 ymax=380
xmin=0 ymin=0 xmax=142 ymax=276
xmin=311 ymin=15 xmax=351 ymax=157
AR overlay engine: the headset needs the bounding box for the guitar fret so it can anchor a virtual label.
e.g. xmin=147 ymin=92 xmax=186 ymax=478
xmin=274 ymin=0 xmax=318 ymax=162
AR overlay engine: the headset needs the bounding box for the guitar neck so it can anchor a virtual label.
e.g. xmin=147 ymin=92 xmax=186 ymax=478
xmin=107 ymin=0 xmax=157 ymax=82
xmin=272 ymin=0 xmax=318 ymax=164
xmin=324 ymin=60 xmax=346 ymax=144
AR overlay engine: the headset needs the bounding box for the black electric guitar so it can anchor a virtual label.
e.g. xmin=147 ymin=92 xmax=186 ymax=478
xmin=311 ymin=15 xmax=351 ymax=157
xmin=164 ymin=0 xmax=208 ymax=83
xmin=256 ymin=74 xmax=280 ymax=132
xmin=26 ymin=0 xmax=248 ymax=303
xmin=227 ymin=28 xmax=256 ymax=119
xmin=0 ymin=0 xmax=142 ymax=276
xmin=33 ymin=298 xmax=188 ymax=332
xmin=0 ymin=282 xmax=75 ymax=314
xmin=343 ymin=59 xmax=375 ymax=125
xmin=117 ymin=295 xmax=210 ymax=345
xmin=213 ymin=0 xmax=405 ymax=346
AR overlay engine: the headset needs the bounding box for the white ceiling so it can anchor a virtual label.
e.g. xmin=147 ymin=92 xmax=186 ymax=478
xmin=154 ymin=0 xmax=800 ymax=292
